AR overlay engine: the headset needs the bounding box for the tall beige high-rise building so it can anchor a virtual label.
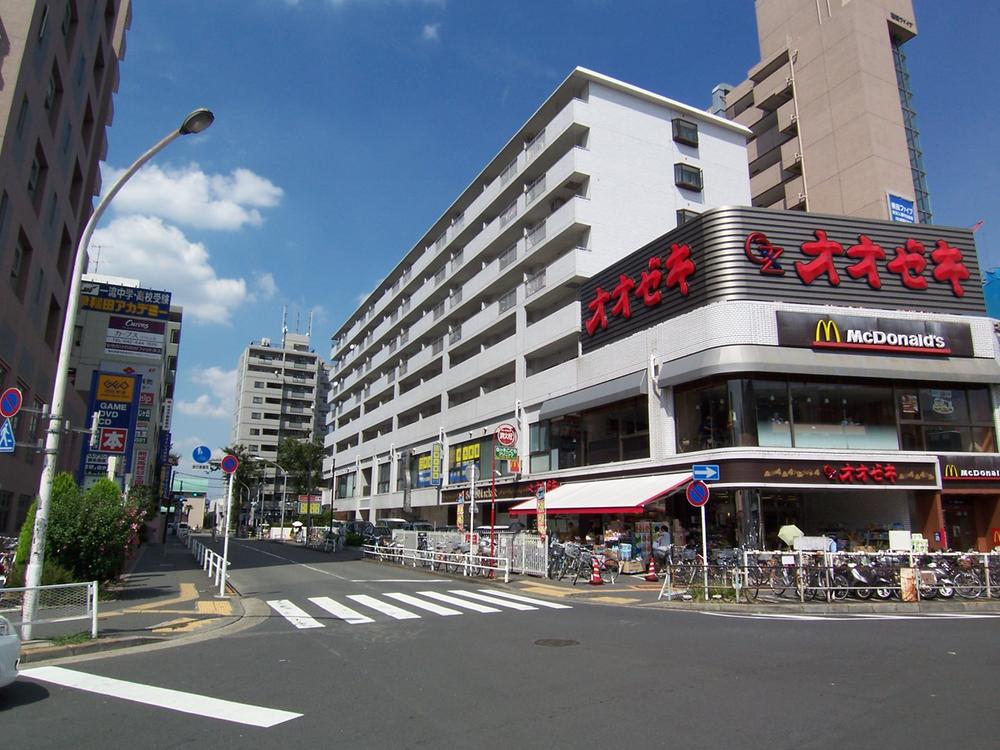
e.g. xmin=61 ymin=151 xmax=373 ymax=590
xmin=0 ymin=1 xmax=132 ymax=535
xmin=717 ymin=0 xmax=929 ymax=223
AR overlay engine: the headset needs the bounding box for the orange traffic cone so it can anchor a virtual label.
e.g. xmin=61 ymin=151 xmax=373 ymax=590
xmin=644 ymin=555 xmax=658 ymax=582
xmin=589 ymin=555 xmax=603 ymax=585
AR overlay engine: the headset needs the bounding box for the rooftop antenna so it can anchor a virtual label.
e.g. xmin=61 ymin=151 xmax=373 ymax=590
xmin=296 ymin=311 xmax=301 ymax=335
xmin=281 ymin=305 xmax=288 ymax=348
xmin=307 ymin=310 xmax=313 ymax=340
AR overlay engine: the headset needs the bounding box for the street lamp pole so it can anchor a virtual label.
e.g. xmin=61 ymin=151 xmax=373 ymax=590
xmin=21 ymin=109 xmax=214 ymax=638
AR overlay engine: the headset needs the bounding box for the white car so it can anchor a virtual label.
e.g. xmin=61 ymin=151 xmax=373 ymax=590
xmin=0 ymin=615 xmax=19 ymax=688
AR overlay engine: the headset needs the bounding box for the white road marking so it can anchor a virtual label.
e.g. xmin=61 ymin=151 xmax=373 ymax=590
xmin=417 ymin=590 xmax=501 ymax=613
xmin=308 ymin=596 xmax=374 ymax=624
xmin=697 ymin=610 xmax=1000 ymax=622
xmin=449 ymin=590 xmax=536 ymax=611
xmin=267 ymin=599 xmax=324 ymax=629
xmin=477 ymin=589 xmax=573 ymax=609
xmin=384 ymin=592 xmax=463 ymax=616
xmin=21 ymin=666 xmax=301 ymax=727
xmin=348 ymin=579 xmax=450 ymax=583
xmin=347 ymin=594 xmax=421 ymax=620
xmin=233 ymin=542 xmax=348 ymax=580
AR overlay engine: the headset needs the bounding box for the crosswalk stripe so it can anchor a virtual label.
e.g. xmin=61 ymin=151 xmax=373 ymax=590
xmin=477 ymin=589 xmax=573 ymax=609
xmin=347 ymin=594 xmax=421 ymax=620
xmin=417 ymin=590 xmax=501 ymax=613
xmin=449 ymin=590 xmax=536 ymax=610
xmin=266 ymin=600 xmax=324 ymax=629
xmin=384 ymin=592 xmax=463 ymax=616
xmin=308 ymin=596 xmax=374 ymax=624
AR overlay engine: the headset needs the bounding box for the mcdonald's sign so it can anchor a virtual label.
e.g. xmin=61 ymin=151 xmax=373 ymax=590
xmin=992 ymin=528 xmax=1000 ymax=547
xmin=939 ymin=455 xmax=1000 ymax=484
xmin=777 ymin=312 xmax=974 ymax=357
xmin=815 ymin=319 xmax=841 ymax=343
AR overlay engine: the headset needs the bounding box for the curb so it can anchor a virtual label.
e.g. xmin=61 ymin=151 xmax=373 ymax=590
xmin=19 ymin=636 xmax=165 ymax=664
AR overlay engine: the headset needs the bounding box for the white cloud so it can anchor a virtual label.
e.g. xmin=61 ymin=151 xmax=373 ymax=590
xmin=104 ymin=163 xmax=283 ymax=231
xmin=248 ymin=271 xmax=278 ymax=303
xmin=422 ymin=22 xmax=440 ymax=41
xmin=91 ymin=215 xmax=249 ymax=324
xmin=176 ymin=366 xmax=237 ymax=419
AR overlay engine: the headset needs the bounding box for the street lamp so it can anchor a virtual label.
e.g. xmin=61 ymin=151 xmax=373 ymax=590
xmin=250 ymin=456 xmax=288 ymax=543
xmin=22 ymin=109 xmax=215 ymax=638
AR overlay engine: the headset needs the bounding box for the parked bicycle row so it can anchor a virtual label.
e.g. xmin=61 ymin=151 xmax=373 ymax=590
xmin=649 ymin=547 xmax=1000 ymax=603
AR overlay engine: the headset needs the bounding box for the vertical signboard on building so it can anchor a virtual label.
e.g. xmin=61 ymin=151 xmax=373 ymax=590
xmin=77 ymin=371 xmax=142 ymax=485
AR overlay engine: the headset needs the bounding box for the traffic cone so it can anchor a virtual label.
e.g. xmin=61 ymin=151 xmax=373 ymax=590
xmin=644 ymin=554 xmax=659 ymax=582
xmin=589 ymin=555 xmax=603 ymax=585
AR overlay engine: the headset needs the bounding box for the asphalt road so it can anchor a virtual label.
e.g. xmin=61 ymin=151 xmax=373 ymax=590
xmin=2 ymin=540 xmax=998 ymax=749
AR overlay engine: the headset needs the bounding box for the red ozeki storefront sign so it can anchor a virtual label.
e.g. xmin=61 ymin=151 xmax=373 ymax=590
xmin=584 ymin=226 xmax=972 ymax=338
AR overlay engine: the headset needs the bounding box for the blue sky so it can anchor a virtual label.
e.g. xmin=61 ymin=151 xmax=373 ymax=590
xmin=93 ymin=0 xmax=999 ymax=495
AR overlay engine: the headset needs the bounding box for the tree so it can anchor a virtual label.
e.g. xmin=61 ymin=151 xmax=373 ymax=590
xmin=220 ymin=444 xmax=265 ymax=530
xmin=276 ymin=438 xmax=325 ymax=498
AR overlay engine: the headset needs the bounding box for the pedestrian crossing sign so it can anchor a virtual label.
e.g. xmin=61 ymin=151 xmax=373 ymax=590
xmin=0 ymin=418 xmax=15 ymax=453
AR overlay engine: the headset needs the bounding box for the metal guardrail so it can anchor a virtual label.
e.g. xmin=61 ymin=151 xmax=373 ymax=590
xmin=0 ymin=581 xmax=99 ymax=638
xmin=363 ymin=543 xmax=511 ymax=583
xmin=186 ymin=534 xmax=230 ymax=590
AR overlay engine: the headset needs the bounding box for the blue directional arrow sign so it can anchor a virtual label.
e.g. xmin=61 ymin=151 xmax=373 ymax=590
xmin=0 ymin=418 xmax=15 ymax=454
xmin=692 ymin=464 xmax=720 ymax=482
xmin=192 ymin=445 xmax=212 ymax=464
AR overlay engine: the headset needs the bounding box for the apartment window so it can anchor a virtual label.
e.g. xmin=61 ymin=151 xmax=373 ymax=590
xmin=28 ymin=144 xmax=49 ymax=209
xmin=672 ymin=118 xmax=699 ymax=147
xmin=61 ymin=0 xmax=77 ymax=42
xmin=45 ymin=64 xmax=63 ymax=128
xmin=170 ymin=328 xmax=180 ymax=344
xmin=449 ymin=324 xmax=462 ymax=345
xmin=15 ymin=97 xmax=29 ymax=138
xmin=254 ymin=381 xmax=265 ymax=388
xmin=250 ymin=428 xmax=260 ymax=436
xmin=498 ymin=243 xmax=517 ymax=270
xmin=432 ymin=300 xmax=445 ymax=321
xmin=432 ymin=337 xmax=444 ymax=356
xmin=498 ymin=288 xmax=516 ymax=313
xmin=0 ymin=192 xmax=9 ymax=238
xmin=45 ymin=296 xmax=61 ymax=348
xmin=434 ymin=266 xmax=447 ymax=286
xmin=251 ymin=412 xmax=262 ymax=419
xmin=11 ymin=235 xmax=33 ymax=300
xmin=377 ymin=462 xmax=391 ymax=494
xmin=38 ymin=5 xmax=50 ymax=40
xmin=676 ymin=209 xmax=700 ymax=226
xmin=674 ymin=163 xmax=703 ymax=192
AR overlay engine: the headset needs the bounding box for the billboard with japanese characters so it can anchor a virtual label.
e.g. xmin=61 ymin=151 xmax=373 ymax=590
xmin=580 ymin=207 xmax=985 ymax=353
xmin=80 ymin=280 xmax=172 ymax=320
xmin=77 ymin=371 xmax=143 ymax=484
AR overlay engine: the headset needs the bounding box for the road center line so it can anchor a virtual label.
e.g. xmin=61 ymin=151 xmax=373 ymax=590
xmin=232 ymin=541 xmax=348 ymax=580
xmin=21 ymin=666 xmax=302 ymax=727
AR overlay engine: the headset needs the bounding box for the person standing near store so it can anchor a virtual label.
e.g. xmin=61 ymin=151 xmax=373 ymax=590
xmin=652 ymin=524 xmax=672 ymax=568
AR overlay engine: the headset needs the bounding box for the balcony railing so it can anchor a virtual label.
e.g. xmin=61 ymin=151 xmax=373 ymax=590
xmin=526 ymin=175 xmax=546 ymax=203
xmin=526 ymin=128 xmax=546 ymax=159
xmin=526 ymin=221 xmax=546 ymax=249
xmin=498 ymin=242 xmax=517 ymax=271
xmin=498 ymin=289 xmax=516 ymax=313
xmin=499 ymin=199 xmax=518 ymax=228
xmin=525 ymin=268 xmax=546 ymax=298
xmin=499 ymin=157 xmax=518 ymax=186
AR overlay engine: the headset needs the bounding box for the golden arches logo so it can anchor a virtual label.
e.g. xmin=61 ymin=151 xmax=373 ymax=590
xmin=943 ymin=464 xmax=960 ymax=478
xmin=814 ymin=319 xmax=841 ymax=343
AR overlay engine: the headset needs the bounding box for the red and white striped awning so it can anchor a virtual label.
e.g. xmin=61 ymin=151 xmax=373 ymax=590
xmin=509 ymin=472 xmax=692 ymax=515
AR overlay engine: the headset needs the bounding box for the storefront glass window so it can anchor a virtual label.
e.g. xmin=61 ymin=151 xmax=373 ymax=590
xmin=675 ymin=382 xmax=733 ymax=452
xmin=790 ymin=382 xmax=897 ymax=449
xmin=966 ymin=387 xmax=993 ymax=423
xmin=753 ymin=379 xmax=791 ymax=447
xmin=531 ymin=401 xmax=644 ymax=468
xmin=919 ymin=388 xmax=967 ymax=423
xmin=335 ymin=472 xmax=356 ymax=499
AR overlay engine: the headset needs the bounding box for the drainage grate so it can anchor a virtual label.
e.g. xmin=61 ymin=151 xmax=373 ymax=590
xmin=534 ymin=638 xmax=579 ymax=648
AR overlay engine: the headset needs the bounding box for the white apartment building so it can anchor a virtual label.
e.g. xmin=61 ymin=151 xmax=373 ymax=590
xmin=325 ymin=67 xmax=752 ymax=523
xmin=233 ymin=330 xmax=331 ymax=521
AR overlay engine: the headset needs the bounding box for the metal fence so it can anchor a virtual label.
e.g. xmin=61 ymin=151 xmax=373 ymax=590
xmin=0 ymin=581 xmax=99 ymax=638
xmin=364 ymin=541 xmax=511 ymax=583
xmin=391 ymin=530 xmax=548 ymax=578
xmin=654 ymin=549 xmax=1000 ymax=603
xmin=186 ymin=535 xmax=229 ymax=590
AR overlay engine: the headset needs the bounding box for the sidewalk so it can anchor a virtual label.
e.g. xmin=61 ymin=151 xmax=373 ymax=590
xmin=18 ymin=535 xmax=245 ymax=663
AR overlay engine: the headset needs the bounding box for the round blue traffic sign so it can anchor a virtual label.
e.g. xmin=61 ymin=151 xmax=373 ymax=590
xmin=192 ymin=445 xmax=212 ymax=464
xmin=0 ymin=387 xmax=23 ymax=419
xmin=220 ymin=454 xmax=239 ymax=475
xmin=686 ymin=480 xmax=710 ymax=508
